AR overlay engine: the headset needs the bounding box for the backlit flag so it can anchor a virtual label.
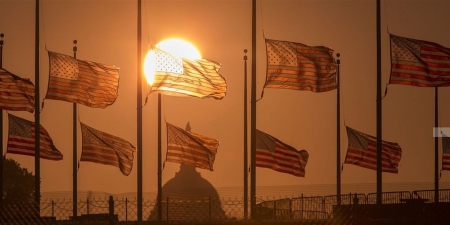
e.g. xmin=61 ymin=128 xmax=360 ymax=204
xmin=166 ymin=122 xmax=219 ymax=171
xmin=0 ymin=68 xmax=35 ymax=113
xmin=345 ymin=126 xmax=402 ymax=173
xmin=6 ymin=114 xmax=63 ymax=160
xmin=45 ymin=51 xmax=119 ymax=108
xmin=256 ymin=129 xmax=309 ymax=177
xmin=80 ymin=123 xmax=136 ymax=176
xmin=389 ymin=34 xmax=450 ymax=87
xmin=149 ymin=47 xmax=227 ymax=100
xmin=264 ymin=39 xmax=337 ymax=93
xmin=442 ymin=133 xmax=450 ymax=171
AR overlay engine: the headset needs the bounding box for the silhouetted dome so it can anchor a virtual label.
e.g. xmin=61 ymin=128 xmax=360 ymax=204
xmin=148 ymin=164 xmax=227 ymax=221
xmin=162 ymin=164 xmax=221 ymax=198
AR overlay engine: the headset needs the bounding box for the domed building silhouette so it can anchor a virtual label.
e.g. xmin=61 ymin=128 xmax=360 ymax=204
xmin=148 ymin=122 xmax=227 ymax=221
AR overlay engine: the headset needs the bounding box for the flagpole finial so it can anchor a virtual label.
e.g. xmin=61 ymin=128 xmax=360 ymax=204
xmin=0 ymin=33 xmax=4 ymax=46
xmin=244 ymin=49 xmax=247 ymax=54
xmin=336 ymin=53 xmax=340 ymax=65
xmin=73 ymin=40 xmax=78 ymax=53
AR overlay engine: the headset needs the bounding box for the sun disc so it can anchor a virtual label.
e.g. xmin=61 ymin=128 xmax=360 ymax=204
xmin=144 ymin=38 xmax=201 ymax=85
xmin=157 ymin=39 xmax=201 ymax=60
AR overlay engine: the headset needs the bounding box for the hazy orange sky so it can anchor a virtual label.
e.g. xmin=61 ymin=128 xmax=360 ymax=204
xmin=0 ymin=0 xmax=449 ymax=197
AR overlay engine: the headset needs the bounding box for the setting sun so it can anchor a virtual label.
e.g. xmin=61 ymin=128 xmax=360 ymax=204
xmin=144 ymin=38 xmax=201 ymax=85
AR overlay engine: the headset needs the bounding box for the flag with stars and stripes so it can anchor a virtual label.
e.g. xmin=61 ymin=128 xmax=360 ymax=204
xmin=166 ymin=122 xmax=219 ymax=171
xmin=149 ymin=47 xmax=227 ymax=100
xmin=264 ymin=38 xmax=337 ymax=93
xmin=389 ymin=34 xmax=450 ymax=87
xmin=0 ymin=68 xmax=35 ymax=113
xmin=80 ymin=122 xmax=136 ymax=176
xmin=442 ymin=133 xmax=450 ymax=171
xmin=45 ymin=51 xmax=119 ymax=108
xmin=256 ymin=129 xmax=309 ymax=177
xmin=345 ymin=126 xmax=402 ymax=173
xmin=6 ymin=114 xmax=63 ymax=160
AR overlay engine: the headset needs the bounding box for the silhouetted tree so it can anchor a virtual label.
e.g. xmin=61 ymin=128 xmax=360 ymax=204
xmin=2 ymin=157 xmax=35 ymax=203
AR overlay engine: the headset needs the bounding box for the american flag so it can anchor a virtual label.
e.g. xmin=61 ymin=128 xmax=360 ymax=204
xmin=6 ymin=114 xmax=63 ymax=160
xmin=0 ymin=68 xmax=35 ymax=113
xmin=166 ymin=122 xmax=219 ymax=171
xmin=442 ymin=133 xmax=450 ymax=171
xmin=45 ymin=51 xmax=119 ymax=108
xmin=264 ymin=39 xmax=337 ymax=93
xmin=256 ymin=129 xmax=309 ymax=177
xmin=390 ymin=34 xmax=450 ymax=87
xmin=80 ymin=123 xmax=136 ymax=176
xmin=345 ymin=126 xmax=402 ymax=173
xmin=150 ymin=47 xmax=227 ymax=100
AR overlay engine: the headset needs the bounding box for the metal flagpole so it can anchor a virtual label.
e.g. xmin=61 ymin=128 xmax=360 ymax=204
xmin=158 ymin=93 xmax=162 ymax=220
xmin=0 ymin=33 xmax=4 ymax=206
xmin=72 ymin=40 xmax=78 ymax=220
xmin=243 ymin=49 xmax=248 ymax=219
xmin=336 ymin=53 xmax=341 ymax=206
xmin=434 ymin=87 xmax=439 ymax=203
xmin=376 ymin=0 xmax=383 ymax=205
xmin=34 ymin=0 xmax=41 ymax=208
xmin=250 ymin=0 xmax=257 ymax=219
xmin=137 ymin=0 xmax=143 ymax=222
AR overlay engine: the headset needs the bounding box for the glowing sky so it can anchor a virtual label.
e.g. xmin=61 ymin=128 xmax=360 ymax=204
xmin=0 ymin=0 xmax=449 ymax=196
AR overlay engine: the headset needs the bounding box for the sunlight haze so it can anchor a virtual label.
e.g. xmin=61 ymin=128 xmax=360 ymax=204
xmin=0 ymin=0 xmax=449 ymax=199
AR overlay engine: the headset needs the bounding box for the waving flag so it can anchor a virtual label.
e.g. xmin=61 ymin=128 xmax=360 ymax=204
xmin=6 ymin=114 xmax=63 ymax=160
xmin=45 ymin=51 xmax=119 ymax=108
xmin=80 ymin=123 xmax=136 ymax=176
xmin=149 ymin=47 xmax=227 ymax=100
xmin=256 ymin=129 xmax=309 ymax=177
xmin=389 ymin=34 xmax=450 ymax=87
xmin=264 ymin=39 xmax=337 ymax=93
xmin=166 ymin=122 xmax=219 ymax=171
xmin=0 ymin=68 xmax=35 ymax=113
xmin=345 ymin=126 xmax=402 ymax=173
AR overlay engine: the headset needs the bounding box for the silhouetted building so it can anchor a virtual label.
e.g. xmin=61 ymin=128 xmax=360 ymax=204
xmin=148 ymin=162 xmax=227 ymax=221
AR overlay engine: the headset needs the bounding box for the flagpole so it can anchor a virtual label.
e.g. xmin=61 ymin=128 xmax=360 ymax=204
xmin=72 ymin=40 xmax=78 ymax=220
xmin=0 ymin=33 xmax=4 ymax=206
xmin=376 ymin=0 xmax=383 ymax=204
xmin=157 ymin=93 xmax=162 ymax=220
xmin=434 ymin=87 xmax=439 ymax=203
xmin=34 ymin=0 xmax=41 ymax=208
xmin=336 ymin=53 xmax=341 ymax=206
xmin=250 ymin=0 xmax=257 ymax=219
xmin=243 ymin=49 xmax=248 ymax=219
xmin=137 ymin=0 xmax=143 ymax=222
